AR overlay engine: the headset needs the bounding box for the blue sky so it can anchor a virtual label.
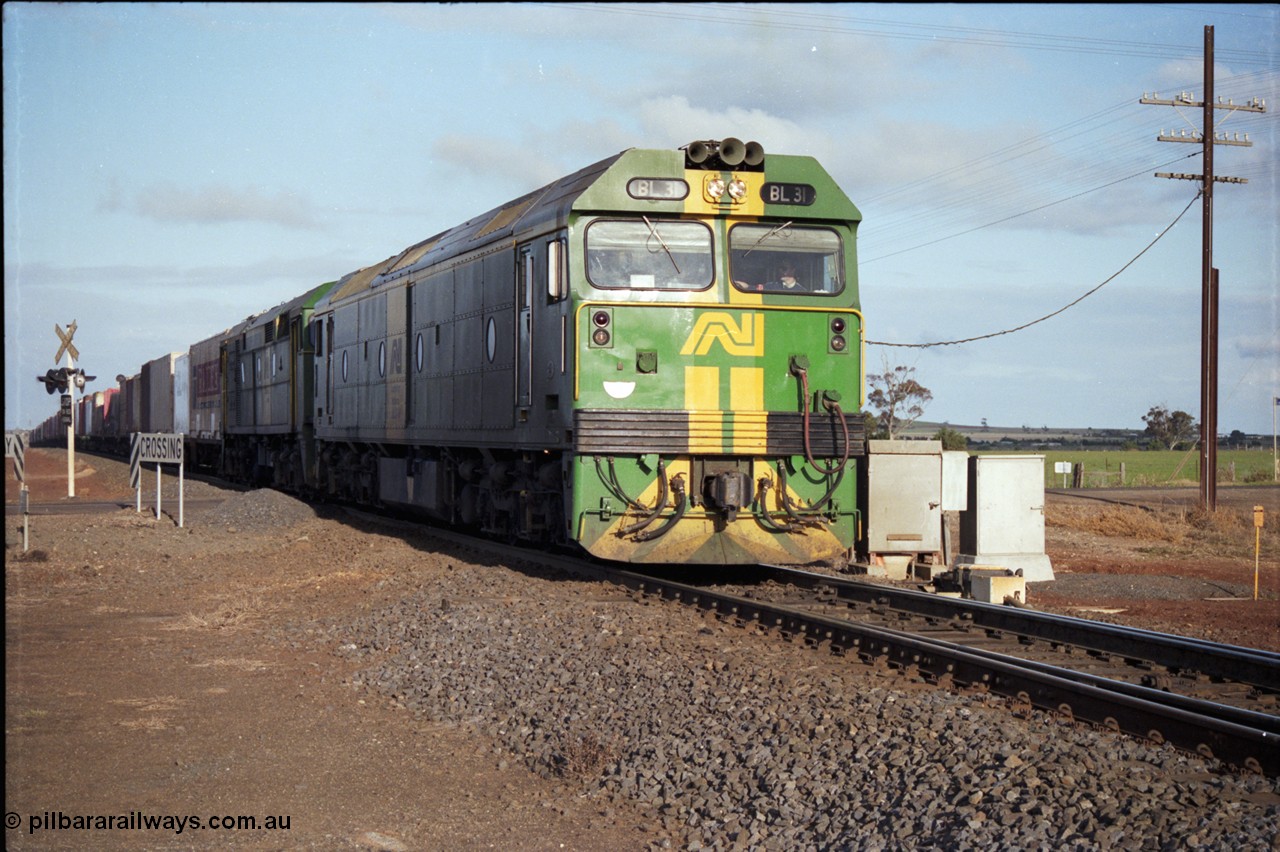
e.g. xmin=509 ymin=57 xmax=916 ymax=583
xmin=5 ymin=3 xmax=1277 ymax=436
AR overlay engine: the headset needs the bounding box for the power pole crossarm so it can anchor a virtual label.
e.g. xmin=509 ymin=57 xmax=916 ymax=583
xmin=1154 ymin=172 xmax=1249 ymax=184
xmin=1156 ymin=132 xmax=1253 ymax=146
xmin=1141 ymin=93 xmax=1266 ymax=113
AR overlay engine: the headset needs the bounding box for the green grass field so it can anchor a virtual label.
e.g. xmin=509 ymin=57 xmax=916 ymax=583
xmin=978 ymin=449 xmax=1279 ymax=488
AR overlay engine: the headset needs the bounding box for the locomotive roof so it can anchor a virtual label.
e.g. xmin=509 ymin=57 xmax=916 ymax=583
xmin=323 ymin=145 xmax=859 ymax=306
xmin=326 ymin=150 xmax=623 ymax=304
xmin=234 ymin=280 xmax=339 ymax=335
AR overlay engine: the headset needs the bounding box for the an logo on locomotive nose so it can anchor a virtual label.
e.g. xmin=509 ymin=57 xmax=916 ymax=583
xmin=680 ymin=312 xmax=764 ymax=357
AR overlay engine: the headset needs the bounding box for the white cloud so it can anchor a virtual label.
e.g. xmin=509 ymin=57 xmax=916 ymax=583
xmin=125 ymin=182 xmax=323 ymax=229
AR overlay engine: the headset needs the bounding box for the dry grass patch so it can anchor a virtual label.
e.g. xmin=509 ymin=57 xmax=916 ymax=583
xmin=169 ymin=589 xmax=280 ymax=632
xmin=1048 ymin=501 xmax=1276 ymax=560
xmin=1048 ymin=504 xmax=1185 ymax=544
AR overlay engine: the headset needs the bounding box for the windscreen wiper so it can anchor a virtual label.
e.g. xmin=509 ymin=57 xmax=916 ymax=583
xmin=642 ymin=216 xmax=681 ymax=274
xmin=744 ymin=220 xmax=792 ymax=255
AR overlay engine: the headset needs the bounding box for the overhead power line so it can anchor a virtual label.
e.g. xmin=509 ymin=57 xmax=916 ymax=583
xmin=556 ymin=4 xmax=1278 ymax=66
xmin=860 ymin=151 xmax=1202 ymax=263
xmin=865 ymin=193 xmax=1199 ymax=348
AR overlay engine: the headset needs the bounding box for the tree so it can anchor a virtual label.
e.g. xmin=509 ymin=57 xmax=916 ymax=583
xmin=933 ymin=427 xmax=967 ymax=450
xmin=1142 ymin=405 xmax=1197 ymax=451
xmin=866 ymin=362 xmax=932 ymax=440
xmin=862 ymin=410 xmax=887 ymax=441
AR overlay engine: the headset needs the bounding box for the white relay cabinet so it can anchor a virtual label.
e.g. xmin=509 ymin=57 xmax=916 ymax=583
xmin=956 ymin=454 xmax=1054 ymax=582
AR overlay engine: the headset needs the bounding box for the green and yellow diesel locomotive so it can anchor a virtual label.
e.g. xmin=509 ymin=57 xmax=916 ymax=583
xmin=276 ymin=138 xmax=865 ymax=565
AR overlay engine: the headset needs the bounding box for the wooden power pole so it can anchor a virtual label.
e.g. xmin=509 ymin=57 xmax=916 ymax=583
xmin=1140 ymin=25 xmax=1266 ymax=512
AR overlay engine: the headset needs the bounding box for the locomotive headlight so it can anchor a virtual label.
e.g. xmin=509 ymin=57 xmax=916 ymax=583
xmin=705 ymin=178 xmax=726 ymax=201
xmin=727 ymin=179 xmax=747 ymax=201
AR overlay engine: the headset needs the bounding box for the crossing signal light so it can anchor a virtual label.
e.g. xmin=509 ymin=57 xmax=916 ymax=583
xmin=36 ymin=367 xmax=94 ymax=394
xmin=38 ymin=368 xmax=69 ymax=394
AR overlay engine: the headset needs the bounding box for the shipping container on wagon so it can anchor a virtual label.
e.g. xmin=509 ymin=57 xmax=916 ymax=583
xmin=120 ymin=373 xmax=142 ymax=438
xmin=173 ymin=352 xmax=190 ymax=436
xmin=91 ymin=388 xmax=118 ymax=451
xmin=189 ymin=329 xmax=230 ymax=441
xmin=76 ymin=395 xmax=93 ymax=438
xmin=140 ymin=353 xmax=182 ymax=434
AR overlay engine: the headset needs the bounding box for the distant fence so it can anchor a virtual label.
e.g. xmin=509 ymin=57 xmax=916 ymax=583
xmin=1050 ymin=460 xmax=1267 ymax=488
xmin=1076 ymin=463 xmax=1125 ymax=488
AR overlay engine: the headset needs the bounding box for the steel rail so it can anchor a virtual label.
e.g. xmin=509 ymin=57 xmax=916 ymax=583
xmin=760 ymin=566 xmax=1280 ymax=693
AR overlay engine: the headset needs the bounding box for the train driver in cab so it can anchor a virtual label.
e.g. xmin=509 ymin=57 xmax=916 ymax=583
xmin=767 ymin=263 xmax=804 ymax=292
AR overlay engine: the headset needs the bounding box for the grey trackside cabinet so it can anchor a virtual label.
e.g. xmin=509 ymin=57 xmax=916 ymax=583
xmin=861 ymin=440 xmax=946 ymax=579
xmin=957 ymin=454 xmax=1054 ymax=582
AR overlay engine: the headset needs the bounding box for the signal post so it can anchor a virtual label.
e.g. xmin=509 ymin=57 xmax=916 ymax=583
xmin=37 ymin=321 xmax=95 ymax=498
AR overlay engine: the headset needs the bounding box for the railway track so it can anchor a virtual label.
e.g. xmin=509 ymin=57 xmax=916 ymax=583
xmin=330 ymin=506 xmax=1280 ymax=775
xmin=331 ymin=511 xmax=1280 ymax=775
xmin=633 ymin=564 xmax=1280 ymax=776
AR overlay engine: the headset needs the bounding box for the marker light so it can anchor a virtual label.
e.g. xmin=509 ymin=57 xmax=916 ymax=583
xmin=591 ymin=309 xmax=612 ymax=348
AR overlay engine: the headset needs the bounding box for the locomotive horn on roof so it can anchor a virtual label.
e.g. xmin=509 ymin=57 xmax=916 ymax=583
xmin=682 ymin=138 xmax=766 ymax=171
xmin=686 ymin=140 xmax=713 ymax=165
xmin=719 ymin=137 xmax=746 ymax=167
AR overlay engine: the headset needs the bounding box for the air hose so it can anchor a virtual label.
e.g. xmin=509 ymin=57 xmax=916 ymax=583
xmin=754 ymin=477 xmax=801 ymax=534
xmin=618 ymin=459 xmax=670 ymax=536
xmin=632 ymin=474 xmax=687 ymax=542
xmin=794 ymin=365 xmax=851 ymax=476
